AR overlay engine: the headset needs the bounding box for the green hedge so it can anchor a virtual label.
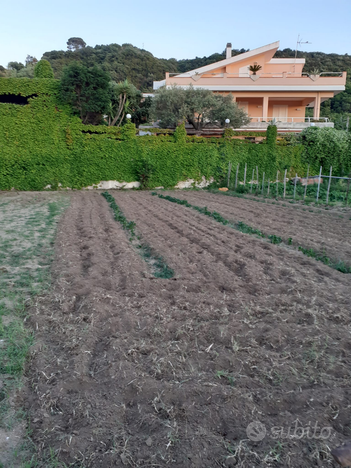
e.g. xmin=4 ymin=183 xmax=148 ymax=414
xmin=0 ymin=78 xmax=311 ymax=190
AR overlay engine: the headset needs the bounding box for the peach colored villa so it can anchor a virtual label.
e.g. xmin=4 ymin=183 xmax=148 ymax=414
xmin=153 ymin=41 xmax=347 ymax=130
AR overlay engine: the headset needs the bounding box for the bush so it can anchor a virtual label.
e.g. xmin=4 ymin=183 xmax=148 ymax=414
xmin=34 ymin=60 xmax=54 ymax=79
xmin=266 ymin=124 xmax=277 ymax=146
xmin=300 ymin=127 xmax=351 ymax=175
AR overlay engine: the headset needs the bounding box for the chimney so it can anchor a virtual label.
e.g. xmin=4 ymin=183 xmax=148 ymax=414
xmin=226 ymin=43 xmax=232 ymax=60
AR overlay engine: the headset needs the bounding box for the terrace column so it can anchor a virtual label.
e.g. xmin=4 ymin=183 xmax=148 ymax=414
xmin=262 ymin=96 xmax=269 ymax=122
xmin=313 ymin=93 xmax=321 ymax=120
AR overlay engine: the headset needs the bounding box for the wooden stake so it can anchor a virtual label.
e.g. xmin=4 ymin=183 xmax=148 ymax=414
xmin=293 ymin=173 xmax=297 ymax=199
xmin=227 ymin=162 xmax=232 ymax=188
xmin=316 ymin=166 xmax=322 ymax=202
xmin=276 ymin=170 xmax=279 ymax=198
xmin=255 ymin=166 xmax=259 ymax=195
xmin=346 ymin=173 xmax=351 ymax=206
xmin=261 ymin=172 xmax=265 ymax=195
xmin=243 ymin=163 xmax=247 ymax=186
xmin=250 ymin=168 xmax=254 ymax=193
xmin=235 ymin=163 xmax=239 ymax=190
xmin=267 ymin=179 xmax=270 ymax=196
xmin=303 ymin=164 xmax=309 ymax=201
xmin=326 ymin=166 xmax=332 ymax=205
xmin=283 ymin=169 xmax=287 ymax=198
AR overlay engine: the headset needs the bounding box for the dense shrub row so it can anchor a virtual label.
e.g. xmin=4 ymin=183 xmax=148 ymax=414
xmin=1 ymin=78 xmax=346 ymax=191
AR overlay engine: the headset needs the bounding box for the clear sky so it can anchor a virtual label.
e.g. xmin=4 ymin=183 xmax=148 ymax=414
xmin=1 ymin=0 xmax=351 ymax=67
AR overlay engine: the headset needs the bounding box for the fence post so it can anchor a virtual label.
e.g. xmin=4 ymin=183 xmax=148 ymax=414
xmin=244 ymin=163 xmax=247 ymax=187
xmin=303 ymin=164 xmax=309 ymax=202
xmin=227 ymin=162 xmax=232 ymax=188
xmin=316 ymin=166 xmax=322 ymax=202
xmin=250 ymin=168 xmax=254 ymax=193
xmin=261 ymin=172 xmax=265 ymax=196
xmin=276 ymin=170 xmax=279 ymax=198
xmin=293 ymin=173 xmax=297 ymax=199
xmin=283 ymin=169 xmax=287 ymax=198
xmin=326 ymin=166 xmax=332 ymax=205
xmin=235 ymin=163 xmax=239 ymax=190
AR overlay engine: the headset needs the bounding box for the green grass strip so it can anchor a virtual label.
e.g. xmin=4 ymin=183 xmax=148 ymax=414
xmin=298 ymin=247 xmax=351 ymax=273
xmin=102 ymin=191 xmax=136 ymax=240
xmin=102 ymin=192 xmax=174 ymax=279
xmin=152 ymin=192 xmax=351 ymax=274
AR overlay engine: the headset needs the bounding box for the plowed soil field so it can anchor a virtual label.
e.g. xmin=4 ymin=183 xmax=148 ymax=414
xmin=26 ymin=191 xmax=351 ymax=468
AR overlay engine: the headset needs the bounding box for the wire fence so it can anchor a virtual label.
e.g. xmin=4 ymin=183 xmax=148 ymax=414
xmin=226 ymin=163 xmax=351 ymax=206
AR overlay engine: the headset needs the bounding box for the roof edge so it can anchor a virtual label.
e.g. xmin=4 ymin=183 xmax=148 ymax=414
xmin=176 ymin=41 xmax=280 ymax=77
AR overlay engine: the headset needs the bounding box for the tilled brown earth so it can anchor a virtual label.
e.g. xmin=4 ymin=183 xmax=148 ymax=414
xmin=163 ymin=190 xmax=351 ymax=265
xmin=26 ymin=191 xmax=351 ymax=467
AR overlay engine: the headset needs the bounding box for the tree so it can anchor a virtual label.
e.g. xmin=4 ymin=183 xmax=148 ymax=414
xmin=0 ymin=65 xmax=6 ymax=77
xmin=107 ymin=80 xmax=151 ymax=127
xmin=34 ymin=60 xmax=54 ymax=78
xmin=131 ymin=96 xmax=152 ymax=127
xmin=25 ymin=55 xmax=38 ymax=66
xmin=60 ymin=62 xmax=111 ymax=124
xmin=7 ymin=61 xmax=24 ymax=71
xmin=151 ymin=85 xmax=250 ymax=131
xmin=67 ymin=37 xmax=87 ymax=51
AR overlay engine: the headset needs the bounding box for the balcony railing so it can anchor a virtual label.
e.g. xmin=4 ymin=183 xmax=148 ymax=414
xmin=251 ymin=117 xmax=330 ymax=123
xmin=169 ymin=71 xmax=344 ymax=78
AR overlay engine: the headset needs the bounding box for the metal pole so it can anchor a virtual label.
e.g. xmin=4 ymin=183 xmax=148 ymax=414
xmin=243 ymin=163 xmax=247 ymax=186
xmin=303 ymin=164 xmax=309 ymax=201
xmin=250 ymin=169 xmax=254 ymax=193
xmin=326 ymin=166 xmax=332 ymax=205
xmin=256 ymin=166 xmax=259 ymax=195
xmin=293 ymin=173 xmax=297 ymax=199
xmin=316 ymin=166 xmax=322 ymax=202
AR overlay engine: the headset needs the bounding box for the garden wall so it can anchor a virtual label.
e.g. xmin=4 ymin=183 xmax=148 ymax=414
xmin=0 ymin=78 xmax=310 ymax=190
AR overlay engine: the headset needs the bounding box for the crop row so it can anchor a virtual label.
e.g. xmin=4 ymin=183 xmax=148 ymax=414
xmin=102 ymin=192 xmax=174 ymax=278
xmin=152 ymin=192 xmax=351 ymax=274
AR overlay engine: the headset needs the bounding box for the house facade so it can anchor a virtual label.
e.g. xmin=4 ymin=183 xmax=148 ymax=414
xmin=153 ymin=42 xmax=347 ymax=129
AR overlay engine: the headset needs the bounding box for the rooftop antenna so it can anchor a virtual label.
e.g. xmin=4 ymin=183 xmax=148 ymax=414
xmin=294 ymin=34 xmax=311 ymax=73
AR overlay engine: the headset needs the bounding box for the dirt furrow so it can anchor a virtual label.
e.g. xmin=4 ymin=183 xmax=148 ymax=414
xmin=163 ymin=190 xmax=351 ymax=265
xmin=116 ymin=192 xmax=350 ymax=311
xmin=24 ymin=191 xmax=351 ymax=468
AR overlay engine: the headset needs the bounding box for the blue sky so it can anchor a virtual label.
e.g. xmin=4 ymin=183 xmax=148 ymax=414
xmin=1 ymin=0 xmax=351 ymax=67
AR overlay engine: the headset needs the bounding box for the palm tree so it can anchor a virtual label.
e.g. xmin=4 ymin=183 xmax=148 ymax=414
xmin=249 ymin=64 xmax=262 ymax=75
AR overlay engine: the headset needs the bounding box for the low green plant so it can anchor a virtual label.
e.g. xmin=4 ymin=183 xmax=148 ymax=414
xmin=268 ymin=234 xmax=283 ymax=244
xmin=216 ymin=370 xmax=235 ymax=386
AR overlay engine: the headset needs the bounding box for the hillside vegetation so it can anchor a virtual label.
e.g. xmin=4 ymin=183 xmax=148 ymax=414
xmin=2 ymin=42 xmax=351 ymax=121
